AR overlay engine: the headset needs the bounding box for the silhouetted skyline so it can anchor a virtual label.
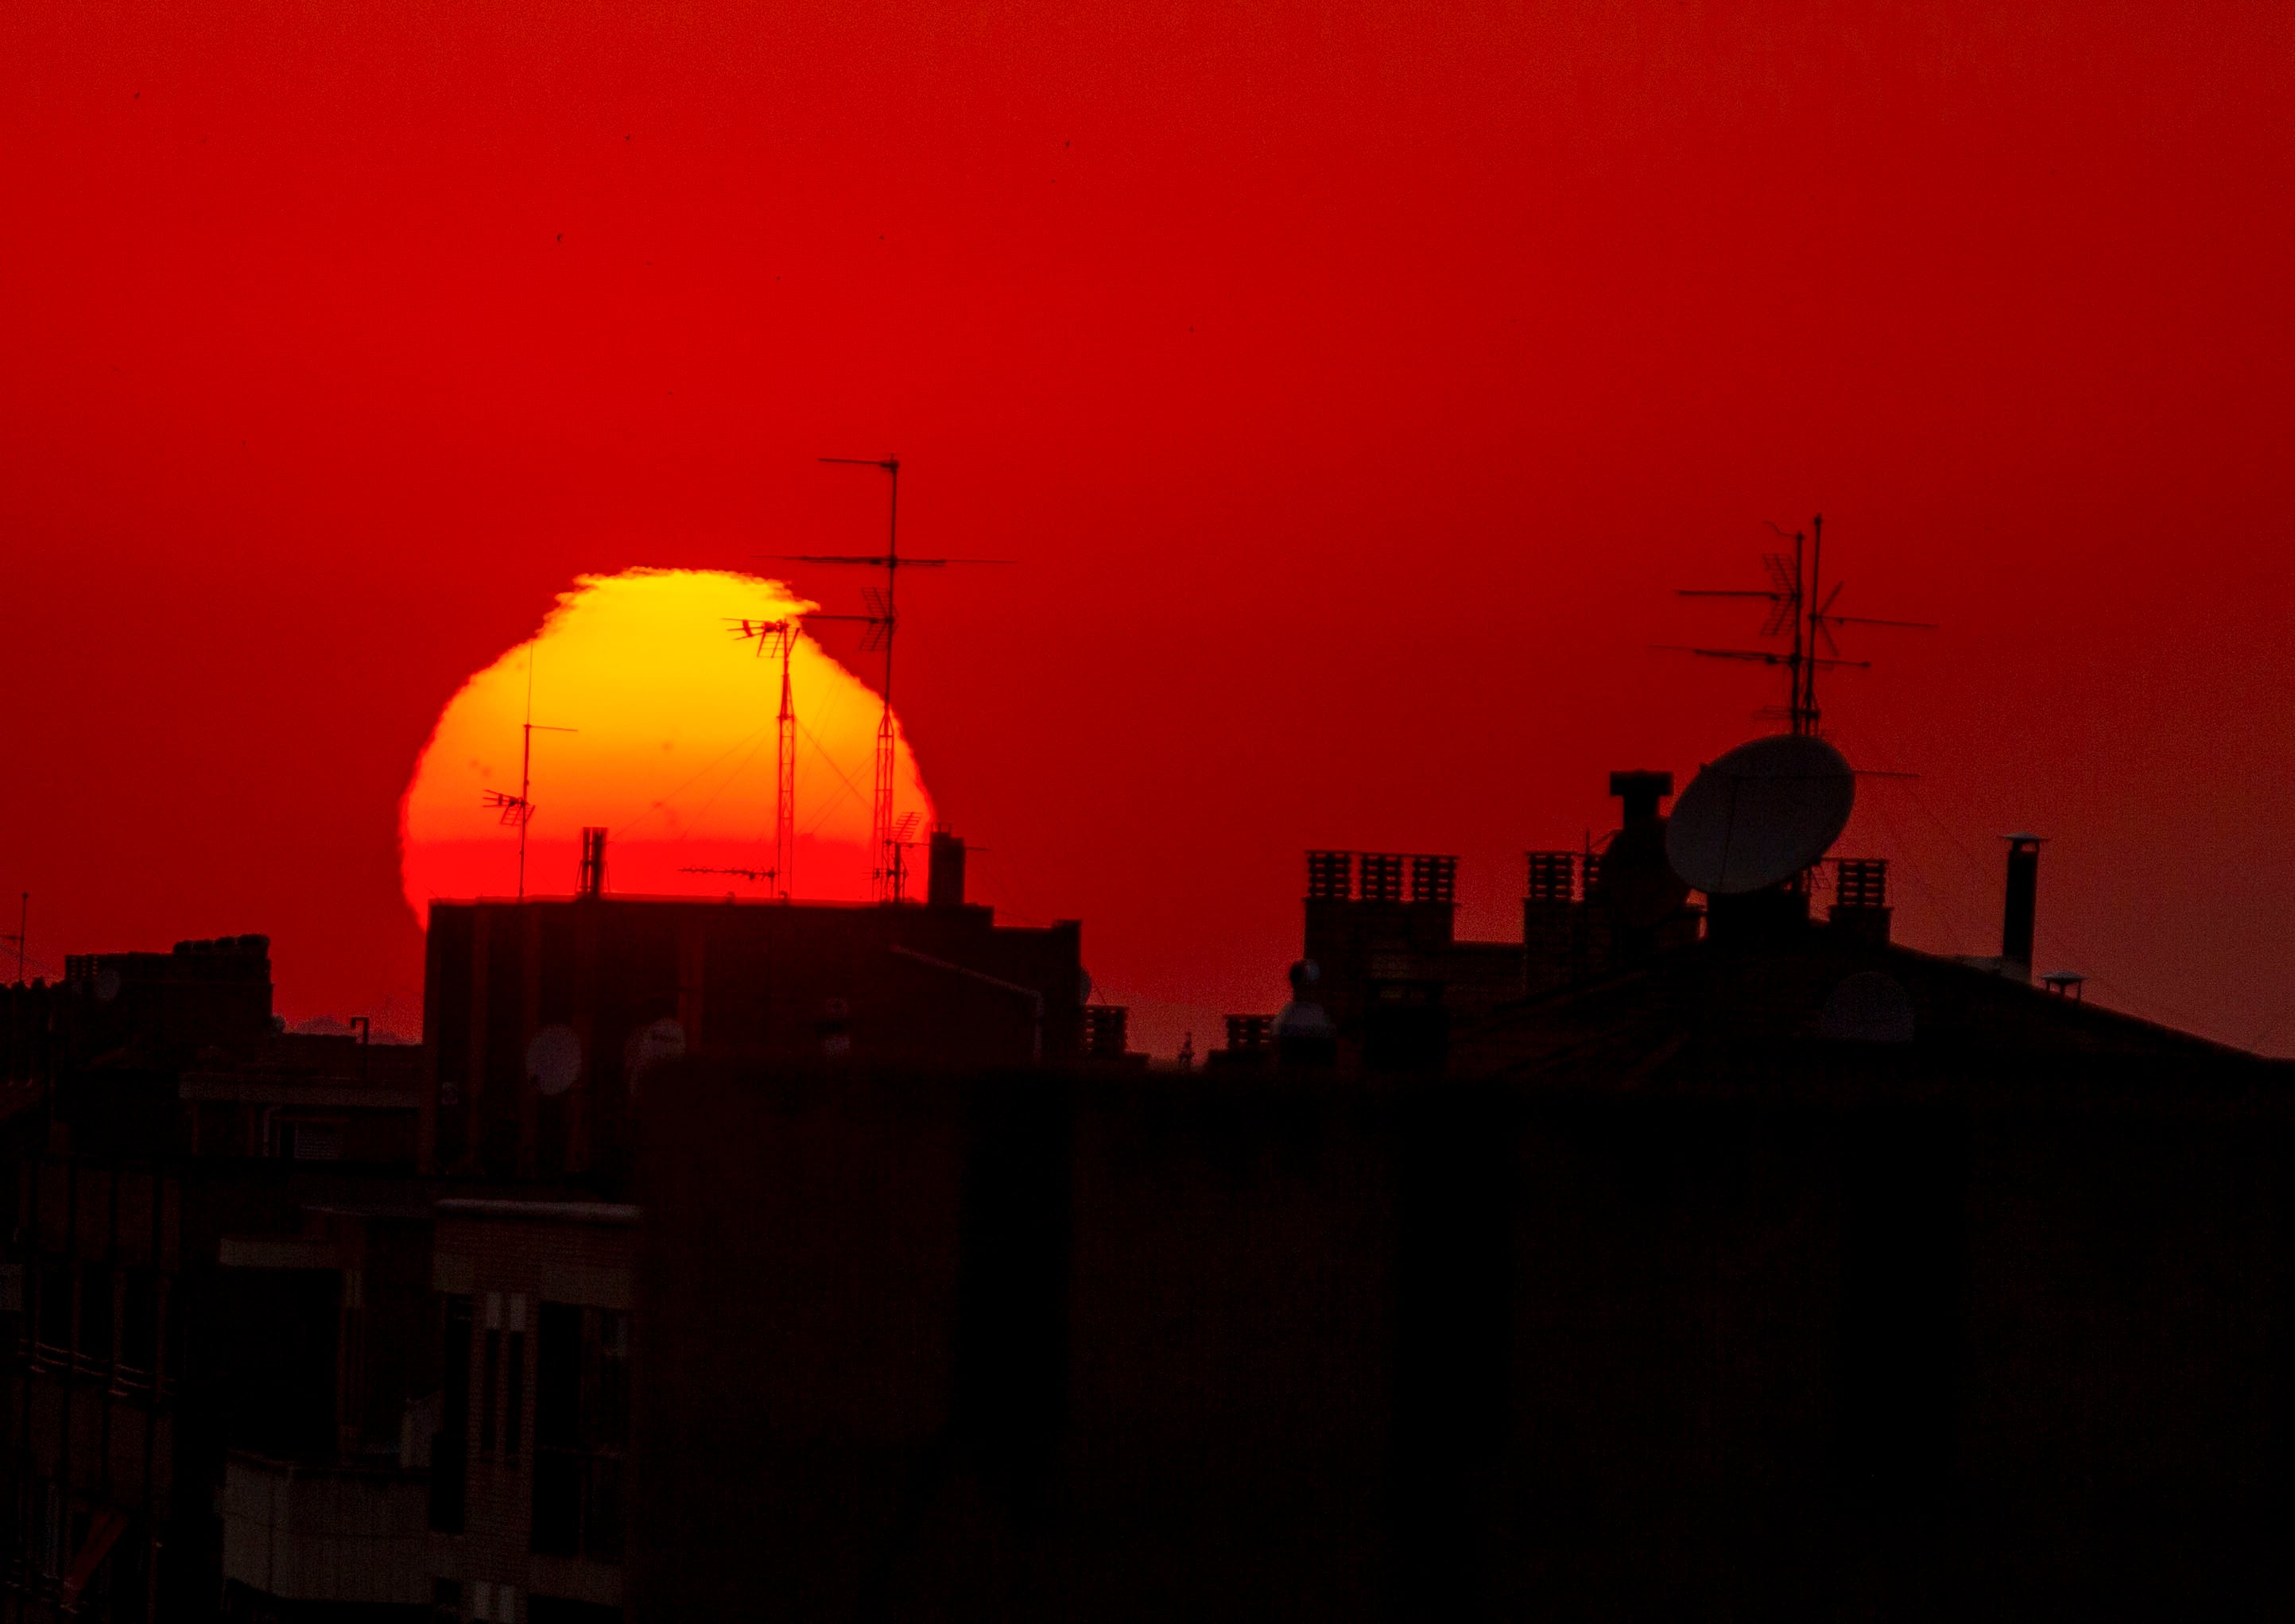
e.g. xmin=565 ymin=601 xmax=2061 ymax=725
xmin=5 ymin=2 xmax=2291 ymax=1060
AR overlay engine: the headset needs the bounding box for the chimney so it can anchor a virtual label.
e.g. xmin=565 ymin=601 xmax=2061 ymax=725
xmin=927 ymin=828 xmax=967 ymax=907
xmin=578 ymin=827 xmax=608 ymax=899
xmin=1828 ymin=858 xmax=1893 ymax=944
xmin=2000 ymin=834 xmax=2042 ymax=978
xmin=1608 ymin=769 xmax=1675 ymax=826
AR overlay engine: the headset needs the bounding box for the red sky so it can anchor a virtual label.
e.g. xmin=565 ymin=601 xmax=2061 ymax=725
xmin=5 ymin=1 xmax=2292 ymax=1053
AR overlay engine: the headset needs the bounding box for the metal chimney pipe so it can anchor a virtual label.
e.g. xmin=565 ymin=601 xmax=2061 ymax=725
xmin=2001 ymin=834 xmax=2042 ymax=976
xmin=578 ymin=827 xmax=608 ymax=899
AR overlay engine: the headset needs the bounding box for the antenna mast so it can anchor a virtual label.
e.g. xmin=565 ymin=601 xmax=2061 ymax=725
xmin=761 ymin=458 xmax=1010 ymax=901
xmin=1666 ymin=513 xmax=1933 ymax=735
xmin=733 ymin=607 xmax=884 ymax=899
xmin=483 ymin=649 xmax=576 ymax=901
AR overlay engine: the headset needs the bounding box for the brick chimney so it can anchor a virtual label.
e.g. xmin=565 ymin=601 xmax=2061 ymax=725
xmin=928 ymin=828 xmax=967 ymax=907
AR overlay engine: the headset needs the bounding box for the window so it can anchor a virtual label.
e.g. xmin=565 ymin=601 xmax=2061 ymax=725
xmin=281 ymin=1119 xmax=345 ymax=1161
xmin=118 ymin=1270 xmax=159 ymax=1384
xmin=34 ymin=1480 xmax=63 ymax=1579
xmin=480 ymin=1327 xmax=501 ymax=1455
xmin=532 ymin=1304 xmax=630 ymax=1562
xmin=78 ymin=1262 xmax=113 ymax=1370
xmin=429 ymin=1295 xmax=472 ymax=1534
xmin=35 ymin=1257 xmax=70 ymax=1360
xmin=506 ymin=1329 xmax=526 ymax=1458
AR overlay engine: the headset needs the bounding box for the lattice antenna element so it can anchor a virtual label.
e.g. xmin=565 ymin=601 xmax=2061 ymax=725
xmin=883 ymin=812 xmax=928 ymax=903
xmin=679 ymin=866 xmax=777 ymax=883
xmin=759 ymin=457 xmax=1013 ymax=900
xmin=484 ymin=648 xmax=577 ymax=901
xmin=1664 ymin=514 xmax=1935 ymax=735
xmin=732 ymin=609 xmax=882 ymax=900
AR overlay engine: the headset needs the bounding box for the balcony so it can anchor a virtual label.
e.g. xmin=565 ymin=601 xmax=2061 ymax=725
xmin=222 ymin=1452 xmax=428 ymax=1607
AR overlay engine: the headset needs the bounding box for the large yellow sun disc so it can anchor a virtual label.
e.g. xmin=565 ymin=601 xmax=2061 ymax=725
xmin=398 ymin=568 xmax=932 ymax=914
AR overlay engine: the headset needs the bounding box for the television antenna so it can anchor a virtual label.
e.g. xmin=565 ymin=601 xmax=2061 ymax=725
xmin=483 ymin=649 xmax=577 ymax=901
xmin=884 ymin=811 xmax=928 ymax=904
xmin=2 ymin=893 xmax=25 ymax=983
xmin=759 ymin=456 xmax=1010 ymax=901
xmin=1664 ymin=514 xmax=1934 ymax=735
xmin=731 ymin=607 xmax=886 ymax=899
xmin=680 ymin=866 xmax=777 ymax=884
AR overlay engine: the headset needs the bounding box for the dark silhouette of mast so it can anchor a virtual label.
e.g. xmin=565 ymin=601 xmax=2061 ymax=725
xmin=1668 ymin=514 xmax=1933 ymax=735
xmin=731 ymin=607 xmax=884 ymax=899
xmin=483 ymin=649 xmax=576 ymax=901
xmin=760 ymin=458 xmax=1008 ymax=901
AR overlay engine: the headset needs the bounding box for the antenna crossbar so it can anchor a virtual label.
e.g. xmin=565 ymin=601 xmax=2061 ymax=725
xmin=750 ymin=456 xmax=1010 ymax=901
xmin=1669 ymin=514 xmax=1929 ymax=734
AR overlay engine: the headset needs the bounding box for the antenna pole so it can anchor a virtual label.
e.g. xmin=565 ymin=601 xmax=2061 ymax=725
xmin=1789 ymin=527 xmax=1808 ymax=734
xmin=777 ymin=626 xmax=797 ymax=899
xmin=1671 ymin=514 xmax=1929 ymax=736
xmin=487 ymin=656 xmax=573 ymax=902
xmin=1804 ymin=513 xmax=1824 ymax=734
xmin=778 ymin=456 xmax=1010 ymax=901
xmin=519 ymin=651 xmax=536 ymax=901
xmin=876 ymin=459 xmax=901 ymax=901
xmin=820 ymin=455 xmax=905 ymax=901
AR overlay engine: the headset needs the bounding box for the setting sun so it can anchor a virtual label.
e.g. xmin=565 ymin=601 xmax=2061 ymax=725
xmin=399 ymin=568 xmax=932 ymax=915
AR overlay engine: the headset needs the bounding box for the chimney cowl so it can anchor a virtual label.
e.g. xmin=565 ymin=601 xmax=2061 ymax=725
xmin=1608 ymin=769 xmax=1675 ymax=827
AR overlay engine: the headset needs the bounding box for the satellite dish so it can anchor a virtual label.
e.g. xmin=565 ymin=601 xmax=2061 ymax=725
xmin=623 ymin=1017 xmax=686 ymax=1091
xmin=526 ymin=1024 xmax=583 ymax=1096
xmin=1665 ymin=734 xmax=1855 ymax=895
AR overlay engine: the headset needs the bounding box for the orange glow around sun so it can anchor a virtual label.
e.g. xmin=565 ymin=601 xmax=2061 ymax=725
xmin=399 ymin=568 xmax=932 ymax=916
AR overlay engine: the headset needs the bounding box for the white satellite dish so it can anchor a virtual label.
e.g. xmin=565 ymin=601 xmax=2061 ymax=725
xmin=623 ymin=1017 xmax=686 ymax=1091
xmin=1665 ymin=734 xmax=1855 ymax=895
xmin=526 ymin=1024 xmax=583 ymax=1096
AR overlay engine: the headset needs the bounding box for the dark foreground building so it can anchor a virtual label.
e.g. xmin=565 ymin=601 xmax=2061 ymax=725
xmin=0 ymin=937 xmax=428 ymax=1623
xmin=12 ymin=808 xmax=2295 ymax=1620
xmin=633 ymin=991 xmax=2291 ymax=1621
xmin=622 ymin=797 xmax=2295 ymax=1621
xmin=2 ymin=828 xmax=1110 ymax=1622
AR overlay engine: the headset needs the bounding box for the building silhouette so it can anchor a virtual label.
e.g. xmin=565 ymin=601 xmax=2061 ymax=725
xmin=4 ymin=803 xmax=2291 ymax=1621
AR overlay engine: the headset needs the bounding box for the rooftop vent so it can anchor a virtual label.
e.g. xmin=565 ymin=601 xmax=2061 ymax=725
xmin=1359 ymin=854 xmax=1406 ymax=904
xmin=1224 ymin=1014 xmax=1273 ymax=1052
xmin=1305 ymin=851 xmax=1354 ymax=901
